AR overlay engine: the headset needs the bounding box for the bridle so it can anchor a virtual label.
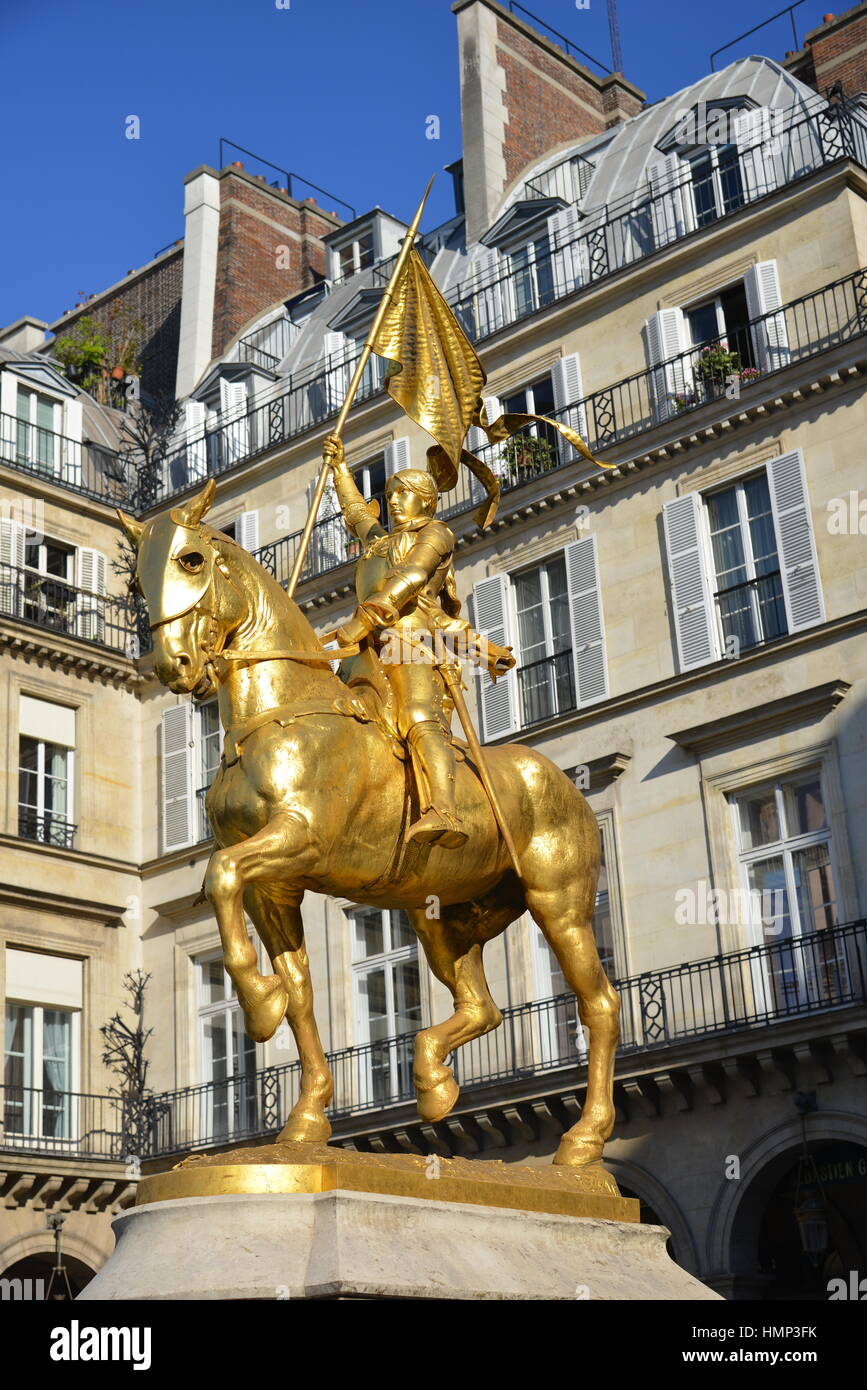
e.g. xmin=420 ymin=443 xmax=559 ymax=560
xmin=145 ymin=526 xmax=360 ymax=669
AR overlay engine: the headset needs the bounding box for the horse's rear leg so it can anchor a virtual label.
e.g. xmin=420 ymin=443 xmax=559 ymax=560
xmin=524 ymin=885 xmax=619 ymax=1165
xmin=408 ymin=894 xmax=520 ymax=1123
xmin=245 ymin=887 xmax=333 ymax=1144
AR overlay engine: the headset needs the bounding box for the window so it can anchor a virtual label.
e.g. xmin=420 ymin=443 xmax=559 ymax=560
xmin=507 ymin=236 xmax=554 ymax=319
xmin=4 ymin=1003 xmax=75 ymax=1142
xmin=18 ymin=736 xmax=74 ymax=848
xmin=501 ymin=375 xmax=559 ymax=481
xmin=16 ymin=384 xmax=58 ymax=470
xmin=197 ymin=703 xmax=221 ymax=842
xmin=685 ymin=282 xmax=755 ymax=367
xmin=335 ymin=231 xmax=375 ymax=281
xmin=197 ymin=954 xmax=257 ymax=1140
xmin=21 ymin=536 xmax=75 ymax=635
xmin=662 ymin=450 xmax=823 ymax=673
xmin=732 ymin=771 xmax=847 ymax=1014
xmin=351 ymin=907 xmax=421 ymax=1106
xmin=688 ymin=144 xmax=745 ymax=227
xmin=513 ymin=556 xmax=575 ymax=726
xmin=706 ymin=474 xmax=786 ymax=654
xmin=473 ymin=537 xmax=607 ymax=740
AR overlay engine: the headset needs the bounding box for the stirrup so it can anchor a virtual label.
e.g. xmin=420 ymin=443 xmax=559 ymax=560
xmin=406 ymin=808 xmax=468 ymax=850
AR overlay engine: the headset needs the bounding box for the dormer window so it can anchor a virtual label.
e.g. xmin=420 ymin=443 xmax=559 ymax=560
xmin=337 ymin=232 xmax=375 ymax=281
xmin=324 ymin=211 xmax=410 ymax=285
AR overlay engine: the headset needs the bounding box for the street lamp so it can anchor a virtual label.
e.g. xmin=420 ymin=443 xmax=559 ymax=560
xmin=792 ymin=1091 xmax=829 ymax=1266
xmin=45 ymin=1212 xmax=74 ymax=1300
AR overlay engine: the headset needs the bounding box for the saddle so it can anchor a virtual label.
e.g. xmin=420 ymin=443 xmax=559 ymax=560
xmin=222 ymin=644 xmax=466 ymax=768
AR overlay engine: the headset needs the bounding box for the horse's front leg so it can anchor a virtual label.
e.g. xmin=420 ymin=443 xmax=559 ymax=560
xmin=245 ymin=887 xmax=333 ymax=1144
xmin=204 ymin=811 xmax=313 ymax=1043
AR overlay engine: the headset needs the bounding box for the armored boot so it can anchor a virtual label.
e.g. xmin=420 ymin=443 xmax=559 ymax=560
xmin=405 ymin=720 xmax=468 ymax=850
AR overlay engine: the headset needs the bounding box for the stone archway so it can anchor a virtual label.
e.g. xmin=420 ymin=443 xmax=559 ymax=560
xmin=606 ymin=1156 xmax=701 ymax=1274
xmin=705 ymin=1108 xmax=867 ymax=1298
xmin=0 ymin=1225 xmax=107 ymax=1299
xmin=1 ymin=1251 xmax=98 ymax=1300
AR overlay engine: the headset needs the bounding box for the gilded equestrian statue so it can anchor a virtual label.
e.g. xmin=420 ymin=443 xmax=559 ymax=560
xmin=118 ymin=468 xmax=619 ymax=1168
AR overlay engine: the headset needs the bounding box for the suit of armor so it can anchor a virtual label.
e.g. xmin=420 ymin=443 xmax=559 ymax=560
xmin=326 ymin=437 xmax=512 ymax=849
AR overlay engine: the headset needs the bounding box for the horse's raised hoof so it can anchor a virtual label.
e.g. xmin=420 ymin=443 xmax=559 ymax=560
xmin=236 ymin=972 xmax=288 ymax=1043
xmin=277 ymin=1109 xmax=332 ymax=1144
xmin=553 ymin=1130 xmax=605 ymax=1167
xmin=415 ymin=1072 xmax=460 ymax=1123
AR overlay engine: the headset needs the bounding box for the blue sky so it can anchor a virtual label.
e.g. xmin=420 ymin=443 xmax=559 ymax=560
xmin=1 ymin=0 xmax=829 ymax=327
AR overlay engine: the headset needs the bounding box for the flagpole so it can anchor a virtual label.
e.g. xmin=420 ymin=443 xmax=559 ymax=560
xmin=286 ymin=175 xmax=435 ymax=599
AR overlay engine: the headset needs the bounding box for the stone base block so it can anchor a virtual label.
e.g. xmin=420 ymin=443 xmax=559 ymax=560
xmin=79 ymin=1189 xmax=721 ymax=1301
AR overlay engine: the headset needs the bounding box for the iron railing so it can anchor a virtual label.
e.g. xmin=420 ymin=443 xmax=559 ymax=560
xmin=0 ymin=413 xmax=132 ymax=506
xmin=517 ymin=649 xmax=576 ymax=726
xmin=255 ymin=492 xmax=386 ymax=588
xmin=237 ymin=316 xmax=296 ymax=370
xmin=246 ymin=267 xmax=867 ymax=583
xmin=0 ymin=563 xmax=137 ymax=655
xmin=447 ymin=99 xmax=867 ymax=344
xmin=714 ymin=569 xmax=787 ymax=654
xmin=17 ymin=807 xmax=76 ymax=850
xmin=0 ymin=1089 xmax=168 ymax=1162
xmin=6 ymin=921 xmax=861 ymax=1160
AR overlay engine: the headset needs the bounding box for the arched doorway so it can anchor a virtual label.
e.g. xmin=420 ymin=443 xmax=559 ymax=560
xmin=757 ymin=1141 xmax=867 ymax=1300
xmin=1 ymin=1251 xmax=97 ymax=1300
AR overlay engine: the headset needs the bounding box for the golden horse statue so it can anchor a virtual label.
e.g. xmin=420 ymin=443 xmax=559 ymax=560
xmin=119 ymin=479 xmax=619 ymax=1167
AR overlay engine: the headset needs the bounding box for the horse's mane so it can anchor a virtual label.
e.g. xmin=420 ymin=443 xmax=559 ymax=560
xmin=204 ymin=523 xmax=334 ymax=669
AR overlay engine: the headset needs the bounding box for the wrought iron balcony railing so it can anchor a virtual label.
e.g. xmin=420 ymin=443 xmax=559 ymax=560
xmin=246 ymin=267 xmax=867 ymax=590
xmin=714 ymin=569 xmax=787 ymax=655
xmin=4 ymin=921 xmax=862 ymax=1161
xmin=0 ymin=562 xmax=137 ymax=655
xmin=517 ymin=649 xmax=576 ymax=727
xmin=17 ymin=807 xmax=76 ymax=850
xmin=451 ymin=99 xmax=867 ymax=344
xmin=0 ymin=412 xmax=132 ymax=505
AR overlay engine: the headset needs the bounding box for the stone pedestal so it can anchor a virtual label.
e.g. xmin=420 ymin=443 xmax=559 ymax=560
xmin=79 ymin=1142 xmax=720 ymax=1301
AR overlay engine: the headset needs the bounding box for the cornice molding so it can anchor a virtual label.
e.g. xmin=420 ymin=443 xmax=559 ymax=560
xmin=667 ymin=680 xmax=851 ymax=756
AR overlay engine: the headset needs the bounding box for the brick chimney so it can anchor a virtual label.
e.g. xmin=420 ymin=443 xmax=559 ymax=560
xmin=176 ymin=163 xmax=343 ymax=398
xmin=783 ymin=2 xmax=867 ymax=96
xmin=453 ymin=0 xmax=644 ymax=243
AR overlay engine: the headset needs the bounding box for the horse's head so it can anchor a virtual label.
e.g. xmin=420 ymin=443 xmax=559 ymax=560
xmin=118 ymin=479 xmax=246 ymax=699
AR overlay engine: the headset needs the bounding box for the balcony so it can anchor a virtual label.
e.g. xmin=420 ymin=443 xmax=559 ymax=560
xmin=17 ymin=806 xmax=76 ymax=850
xmin=449 ymin=99 xmax=867 ymax=343
xmin=245 ymin=267 xmax=867 ymax=592
xmin=0 ymin=562 xmax=137 ymax=656
xmin=4 ymin=920 xmax=862 ymax=1162
xmin=0 ymin=412 xmax=132 ymax=505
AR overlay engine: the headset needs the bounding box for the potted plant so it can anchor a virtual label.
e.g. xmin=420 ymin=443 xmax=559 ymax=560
xmin=693 ymin=341 xmax=742 ymax=394
xmin=500 ymin=433 xmax=555 ymax=485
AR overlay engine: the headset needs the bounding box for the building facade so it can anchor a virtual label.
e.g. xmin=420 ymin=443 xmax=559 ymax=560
xmin=2 ymin=0 xmax=867 ymax=1300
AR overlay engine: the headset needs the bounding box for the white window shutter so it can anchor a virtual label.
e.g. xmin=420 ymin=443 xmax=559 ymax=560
xmin=662 ymin=493 xmax=719 ymax=671
xmin=0 ymin=518 xmax=27 ymax=619
xmin=75 ymin=546 xmax=107 ymax=642
xmin=648 ymin=155 xmax=693 ymax=248
xmin=161 ymin=703 xmax=195 ymax=853
xmin=744 ymin=261 xmax=790 ymax=374
xmin=734 ymin=108 xmax=777 ymax=201
xmin=473 ymin=248 xmax=504 ymax=339
xmin=472 ymin=574 xmax=519 ymax=740
xmin=323 ymin=330 xmax=351 ymax=411
xmin=547 ymin=204 xmax=583 ymax=298
xmin=236 ymin=510 xmax=259 ymax=553
xmin=307 ymin=476 xmax=343 ymax=572
xmin=645 ymin=308 xmax=688 ymax=420
xmin=75 ymin=547 xmax=107 ymax=594
xmin=565 ymin=535 xmax=608 ymax=706
xmin=766 ymin=451 xmax=824 ymax=632
xmin=219 ymin=379 xmax=249 ymax=464
xmin=551 ymin=353 xmax=588 ymax=463
xmin=63 ymin=397 xmax=83 ymax=446
xmin=384 ymin=436 xmax=411 ymax=477
xmin=0 ymin=516 xmax=27 ymax=569
xmin=184 ymin=399 xmax=208 ymax=479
